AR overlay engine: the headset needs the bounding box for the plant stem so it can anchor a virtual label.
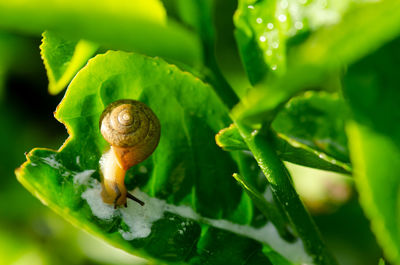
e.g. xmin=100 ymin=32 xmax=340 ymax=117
xmin=197 ymin=4 xmax=335 ymax=262
xmin=204 ymin=54 xmax=239 ymax=109
xmin=192 ymin=0 xmax=240 ymax=109
xmin=235 ymin=121 xmax=338 ymax=265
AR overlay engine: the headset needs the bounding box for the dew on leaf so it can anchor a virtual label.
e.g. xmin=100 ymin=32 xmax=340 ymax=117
xmin=278 ymin=14 xmax=287 ymax=22
xmin=73 ymin=169 xmax=96 ymax=185
xmin=295 ymin=21 xmax=304 ymax=30
xmin=280 ymin=0 xmax=289 ymax=9
xmin=138 ymin=165 xmax=148 ymax=174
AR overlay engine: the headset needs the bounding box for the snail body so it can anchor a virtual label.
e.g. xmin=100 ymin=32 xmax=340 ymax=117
xmin=99 ymin=99 xmax=161 ymax=207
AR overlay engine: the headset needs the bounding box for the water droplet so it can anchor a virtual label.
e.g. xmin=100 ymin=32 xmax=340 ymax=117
xmin=272 ymin=42 xmax=279 ymax=49
xmin=266 ymin=50 xmax=272 ymax=56
xmin=259 ymin=36 xmax=266 ymax=42
xmin=256 ymin=17 xmax=263 ymax=24
xmin=278 ymin=14 xmax=287 ymax=22
xmin=139 ymin=166 xmax=148 ymax=174
xmin=267 ymin=23 xmax=274 ymax=29
xmin=280 ymin=0 xmax=288 ymax=9
xmin=295 ymin=21 xmax=303 ymax=30
xmin=271 ymin=65 xmax=277 ymax=71
xmin=248 ymin=5 xmax=254 ymax=9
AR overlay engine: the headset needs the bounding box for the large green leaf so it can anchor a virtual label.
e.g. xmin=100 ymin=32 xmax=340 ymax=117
xmin=40 ymin=31 xmax=98 ymax=95
xmin=0 ymin=0 xmax=201 ymax=66
xmin=343 ymin=38 xmax=400 ymax=264
xmin=16 ymin=51 xmax=311 ymax=264
xmin=232 ymin=0 xmax=400 ymax=123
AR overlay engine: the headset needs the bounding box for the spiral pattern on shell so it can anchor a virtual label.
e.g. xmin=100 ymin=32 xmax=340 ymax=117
xmin=100 ymin=99 xmax=161 ymax=150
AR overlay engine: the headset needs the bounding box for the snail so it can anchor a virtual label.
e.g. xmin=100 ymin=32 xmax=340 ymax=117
xmin=99 ymin=99 xmax=161 ymax=208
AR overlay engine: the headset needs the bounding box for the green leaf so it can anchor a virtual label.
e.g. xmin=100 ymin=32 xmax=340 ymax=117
xmin=217 ymin=125 xmax=350 ymax=173
xmin=234 ymin=0 xmax=349 ymax=84
xmin=40 ymin=31 xmax=98 ymax=95
xmin=16 ymin=51 xmax=310 ymax=264
xmin=232 ymin=0 xmax=400 ymax=123
xmin=216 ymin=124 xmax=248 ymax=151
xmin=343 ymin=38 xmax=400 ymax=264
xmin=272 ymin=91 xmax=351 ymax=173
xmin=216 ymin=92 xmax=351 ymax=173
xmin=0 ymin=0 xmax=201 ymax=66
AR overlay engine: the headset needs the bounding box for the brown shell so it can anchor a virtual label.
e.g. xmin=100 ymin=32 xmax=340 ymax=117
xmin=100 ymin=99 xmax=161 ymax=169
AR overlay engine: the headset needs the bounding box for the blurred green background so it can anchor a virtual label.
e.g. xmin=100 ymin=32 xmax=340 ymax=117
xmin=0 ymin=0 xmax=388 ymax=260
xmin=0 ymin=31 xmax=382 ymax=265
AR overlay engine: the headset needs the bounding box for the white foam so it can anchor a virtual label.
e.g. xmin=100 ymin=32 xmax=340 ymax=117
xmin=119 ymin=190 xmax=165 ymax=240
xmin=81 ymin=183 xmax=115 ymax=220
xmin=80 ymin=181 xmax=312 ymax=264
xmin=162 ymin=197 xmax=311 ymax=264
xmin=41 ymin=154 xmax=63 ymax=169
xmin=73 ymin=170 xmax=96 ymax=185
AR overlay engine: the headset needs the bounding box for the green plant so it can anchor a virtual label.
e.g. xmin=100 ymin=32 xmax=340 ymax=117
xmin=0 ymin=0 xmax=399 ymax=264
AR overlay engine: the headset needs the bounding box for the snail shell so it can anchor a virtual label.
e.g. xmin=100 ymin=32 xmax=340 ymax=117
xmin=99 ymin=99 xmax=160 ymax=207
xmin=100 ymin=99 xmax=161 ymax=170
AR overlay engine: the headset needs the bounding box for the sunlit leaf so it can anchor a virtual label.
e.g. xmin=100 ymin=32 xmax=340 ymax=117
xmin=234 ymin=0 xmax=351 ymax=84
xmin=215 ymin=124 xmax=248 ymax=151
xmin=233 ymin=0 xmax=400 ymax=123
xmin=40 ymin=31 xmax=98 ymax=95
xmin=272 ymin=91 xmax=350 ymax=173
xmin=216 ymin=92 xmax=351 ymax=173
xmin=16 ymin=51 xmax=311 ymax=264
